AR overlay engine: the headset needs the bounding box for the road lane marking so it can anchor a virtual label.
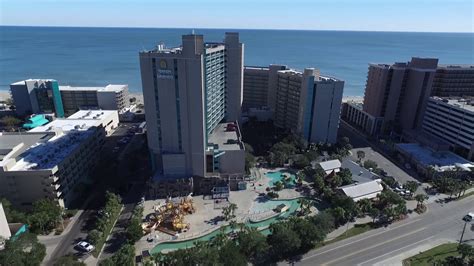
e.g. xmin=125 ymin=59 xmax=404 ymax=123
xmin=358 ymin=236 xmax=434 ymax=265
xmin=316 ymin=227 xmax=427 ymax=265
xmin=302 ymin=218 xmax=423 ymax=260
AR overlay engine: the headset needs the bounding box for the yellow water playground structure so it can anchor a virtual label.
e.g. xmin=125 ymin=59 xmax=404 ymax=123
xmin=142 ymin=193 xmax=195 ymax=235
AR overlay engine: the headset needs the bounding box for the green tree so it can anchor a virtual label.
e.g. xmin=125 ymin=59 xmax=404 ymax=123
xmin=107 ymin=244 xmax=135 ymax=266
xmin=296 ymin=171 xmax=305 ymax=185
xmin=369 ymin=207 xmax=380 ymax=223
xmin=363 ymin=160 xmax=378 ymax=170
xmin=0 ymin=116 xmax=21 ymax=130
xmin=457 ymin=243 xmax=474 ymax=261
xmin=414 ymin=194 xmax=428 ymax=208
xmin=219 ymin=240 xmax=248 ymax=266
xmin=274 ymin=181 xmax=284 ymax=191
xmin=404 ymin=181 xmax=419 ymax=195
xmin=339 ymin=168 xmax=353 ymax=186
xmin=0 ymin=232 xmax=46 ymax=266
xmin=331 ymin=207 xmax=347 ymax=226
xmin=236 ymin=227 xmax=269 ymax=263
xmin=222 ymin=203 xmax=238 ymax=221
xmin=330 ymin=174 xmax=343 ymax=188
xmin=87 ymin=229 xmax=102 ymax=245
xmin=293 ymin=155 xmax=310 ymax=169
xmin=382 ymin=207 xmax=396 ymax=222
xmin=290 ymin=217 xmax=325 ymax=250
xmin=357 ymin=198 xmax=372 ymax=215
xmin=0 ymin=198 xmax=27 ymax=223
xmin=29 ymin=199 xmax=63 ymax=234
xmin=268 ymin=142 xmax=297 ymax=166
xmin=298 ymin=198 xmax=312 ymax=216
xmin=267 ymin=222 xmax=301 ymax=259
xmin=311 ymin=211 xmax=335 ymax=234
xmin=313 ymin=174 xmax=326 ymax=194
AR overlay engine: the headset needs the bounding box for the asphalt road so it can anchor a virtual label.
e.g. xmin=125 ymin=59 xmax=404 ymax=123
xmin=45 ymin=122 xmax=146 ymax=263
xmin=287 ymin=196 xmax=474 ymax=265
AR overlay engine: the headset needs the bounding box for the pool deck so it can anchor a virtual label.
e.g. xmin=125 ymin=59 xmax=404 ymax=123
xmin=135 ymin=167 xmax=311 ymax=255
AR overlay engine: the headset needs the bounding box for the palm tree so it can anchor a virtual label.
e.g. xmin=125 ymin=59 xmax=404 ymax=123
xmin=296 ymin=171 xmax=305 ymax=185
xmin=369 ymin=207 xmax=380 ymax=223
xmin=356 ymin=150 xmax=365 ymax=162
xmin=457 ymin=243 xmax=474 ymax=261
xmin=383 ymin=207 xmax=396 ymax=222
xmin=298 ymin=198 xmax=312 ymax=216
xmin=414 ymin=194 xmax=428 ymax=208
xmin=357 ymin=198 xmax=372 ymax=215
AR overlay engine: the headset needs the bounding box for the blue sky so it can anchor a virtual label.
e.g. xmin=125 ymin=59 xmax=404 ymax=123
xmin=0 ymin=0 xmax=473 ymax=32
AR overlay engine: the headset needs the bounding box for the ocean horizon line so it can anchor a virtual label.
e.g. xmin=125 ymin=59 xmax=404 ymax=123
xmin=1 ymin=24 xmax=473 ymax=35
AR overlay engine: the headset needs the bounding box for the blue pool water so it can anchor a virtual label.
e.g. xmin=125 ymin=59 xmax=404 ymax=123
xmin=265 ymin=171 xmax=296 ymax=187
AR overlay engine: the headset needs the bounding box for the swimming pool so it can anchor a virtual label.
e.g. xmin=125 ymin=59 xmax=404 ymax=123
xmin=265 ymin=170 xmax=296 ymax=188
xmin=150 ymin=198 xmax=302 ymax=254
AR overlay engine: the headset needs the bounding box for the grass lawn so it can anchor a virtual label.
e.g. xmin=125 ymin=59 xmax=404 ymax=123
xmin=315 ymin=223 xmax=378 ymax=248
xmin=403 ymin=243 xmax=459 ymax=266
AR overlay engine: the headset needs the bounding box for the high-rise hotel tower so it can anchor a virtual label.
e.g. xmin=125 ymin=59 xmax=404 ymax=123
xmin=139 ymin=33 xmax=245 ymax=179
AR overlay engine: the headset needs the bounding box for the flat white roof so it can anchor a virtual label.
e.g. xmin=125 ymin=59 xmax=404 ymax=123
xmin=9 ymin=129 xmax=94 ymax=171
xmin=340 ymin=180 xmax=383 ymax=201
xmin=59 ymin=84 xmax=127 ymax=93
xmin=11 ymin=79 xmax=55 ymax=85
xmin=430 ymin=97 xmax=474 ymax=113
xmin=319 ymin=159 xmax=342 ymax=171
xmin=68 ymin=110 xmax=117 ymax=120
xmin=29 ymin=119 xmax=100 ymax=132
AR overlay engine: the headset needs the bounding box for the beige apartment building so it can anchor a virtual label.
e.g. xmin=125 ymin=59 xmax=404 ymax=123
xmin=362 ymin=57 xmax=438 ymax=133
xmin=0 ymin=126 xmax=105 ymax=208
xmin=59 ymin=84 xmax=129 ymax=116
xmin=432 ymin=65 xmax=474 ymax=97
xmin=243 ymin=65 xmax=344 ymax=144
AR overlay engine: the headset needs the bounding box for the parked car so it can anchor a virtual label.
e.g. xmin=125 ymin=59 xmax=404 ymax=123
xmin=463 ymin=212 xmax=474 ymax=222
xmin=75 ymin=241 xmax=95 ymax=253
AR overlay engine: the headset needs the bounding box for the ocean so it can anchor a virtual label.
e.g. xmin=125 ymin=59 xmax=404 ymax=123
xmin=0 ymin=26 xmax=473 ymax=96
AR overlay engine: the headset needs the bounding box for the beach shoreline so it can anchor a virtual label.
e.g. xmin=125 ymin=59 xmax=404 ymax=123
xmin=0 ymin=90 xmax=362 ymax=105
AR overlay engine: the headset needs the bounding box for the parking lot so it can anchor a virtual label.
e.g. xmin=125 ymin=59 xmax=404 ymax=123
xmin=350 ymin=147 xmax=426 ymax=194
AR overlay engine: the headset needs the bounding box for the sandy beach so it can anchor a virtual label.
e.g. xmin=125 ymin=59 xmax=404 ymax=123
xmin=0 ymin=90 xmax=362 ymax=106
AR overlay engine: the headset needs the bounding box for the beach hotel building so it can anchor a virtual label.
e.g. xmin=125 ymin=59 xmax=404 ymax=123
xmin=243 ymin=65 xmax=344 ymax=144
xmin=10 ymin=79 xmax=129 ymax=117
xmin=342 ymin=58 xmax=474 ymax=137
xmin=139 ymin=32 xmax=245 ymax=193
xmin=59 ymin=84 xmax=129 ymax=116
xmin=10 ymin=79 xmax=65 ymax=117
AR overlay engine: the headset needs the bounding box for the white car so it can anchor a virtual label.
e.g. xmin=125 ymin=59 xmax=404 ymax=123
xmin=463 ymin=212 xmax=474 ymax=222
xmin=76 ymin=241 xmax=95 ymax=253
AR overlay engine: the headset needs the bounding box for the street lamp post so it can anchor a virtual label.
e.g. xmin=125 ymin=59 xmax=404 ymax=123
xmin=459 ymin=221 xmax=468 ymax=244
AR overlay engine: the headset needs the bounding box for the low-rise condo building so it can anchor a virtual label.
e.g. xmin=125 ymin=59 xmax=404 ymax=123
xmin=10 ymin=79 xmax=65 ymax=117
xmin=432 ymin=65 xmax=474 ymax=97
xmin=0 ymin=125 xmax=105 ymax=208
xmin=10 ymin=79 xmax=129 ymax=117
xmin=29 ymin=110 xmax=119 ymax=136
xmin=59 ymin=84 xmax=129 ymax=116
xmin=421 ymin=97 xmax=474 ymax=160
